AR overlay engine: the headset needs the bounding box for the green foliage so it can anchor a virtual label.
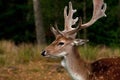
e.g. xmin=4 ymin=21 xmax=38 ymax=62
xmin=0 ymin=0 xmax=35 ymax=43
xmin=41 ymin=0 xmax=120 ymax=46
xmin=87 ymin=0 xmax=120 ymax=46
xmin=0 ymin=0 xmax=119 ymax=46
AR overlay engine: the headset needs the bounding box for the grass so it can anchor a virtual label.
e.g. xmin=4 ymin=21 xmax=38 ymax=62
xmin=0 ymin=40 xmax=119 ymax=80
xmin=79 ymin=45 xmax=120 ymax=61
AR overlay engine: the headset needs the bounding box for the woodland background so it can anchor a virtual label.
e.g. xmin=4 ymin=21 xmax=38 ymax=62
xmin=0 ymin=0 xmax=120 ymax=80
xmin=0 ymin=0 xmax=120 ymax=46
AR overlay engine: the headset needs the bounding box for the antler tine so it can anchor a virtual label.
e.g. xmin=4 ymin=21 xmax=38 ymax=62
xmin=64 ymin=1 xmax=78 ymax=31
xmin=68 ymin=17 xmax=83 ymax=34
xmin=50 ymin=23 xmax=64 ymax=37
xmin=54 ymin=23 xmax=64 ymax=35
xmin=51 ymin=0 xmax=107 ymax=38
xmin=64 ymin=0 xmax=107 ymax=37
xmin=80 ymin=0 xmax=107 ymax=29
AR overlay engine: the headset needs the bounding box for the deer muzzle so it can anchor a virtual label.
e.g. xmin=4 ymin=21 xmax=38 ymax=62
xmin=41 ymin=51 xmax=47 ymax=56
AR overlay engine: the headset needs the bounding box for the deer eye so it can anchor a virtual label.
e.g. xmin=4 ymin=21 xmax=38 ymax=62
xmin=58 ymin=42 xmax=64 ymax=46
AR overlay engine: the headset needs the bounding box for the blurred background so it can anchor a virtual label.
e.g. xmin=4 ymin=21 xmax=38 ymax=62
xmin=0 ymin=0 xmax=120 ymax=46
xmin=0 ymin=0 xmax=119 ymax=80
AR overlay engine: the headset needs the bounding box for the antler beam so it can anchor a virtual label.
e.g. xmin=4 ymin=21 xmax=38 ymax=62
xmin=50 ymin=0 xmax=107 ymax=39
xmin=80 ymin=0 xmax=107 ymax=29
xmin=68 ymin=0 xmax=107 ymax=34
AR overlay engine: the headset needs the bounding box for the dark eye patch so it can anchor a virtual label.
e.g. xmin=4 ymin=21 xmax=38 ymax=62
xmin=58 ymin=42 xmax=64 ymax=46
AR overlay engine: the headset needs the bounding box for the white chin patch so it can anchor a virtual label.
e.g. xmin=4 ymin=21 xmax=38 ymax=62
xmin=57 ymin=51 xmax=67 ymax=57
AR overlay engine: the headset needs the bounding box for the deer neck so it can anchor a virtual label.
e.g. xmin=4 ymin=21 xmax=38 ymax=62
xmin=61 ymin=46 xmax=90 ymax=80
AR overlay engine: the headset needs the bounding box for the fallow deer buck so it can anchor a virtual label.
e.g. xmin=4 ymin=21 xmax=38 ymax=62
xmin=41 ymin=0 xmax=120 ymax=80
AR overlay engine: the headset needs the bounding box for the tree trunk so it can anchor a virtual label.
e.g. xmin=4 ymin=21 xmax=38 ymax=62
xmin=33 ymin=0 xmax=46 ymax=45
xmin=83 ymin=0 xmax=87 ymax=49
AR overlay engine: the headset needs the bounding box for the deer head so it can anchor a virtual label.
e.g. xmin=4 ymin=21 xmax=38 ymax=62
xmin=41 ymin=0 xmax=107 ymax=58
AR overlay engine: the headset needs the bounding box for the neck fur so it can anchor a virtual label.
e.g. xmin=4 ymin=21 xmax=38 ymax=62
xmin=61 ymin=46 xmax=90 ymax=80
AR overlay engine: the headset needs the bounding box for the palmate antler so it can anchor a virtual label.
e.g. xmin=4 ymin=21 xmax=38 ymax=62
xmin=80 ymin=0 xmax=107 ymax=29
xmin=51 ymin=0 xmax=107 ymax=38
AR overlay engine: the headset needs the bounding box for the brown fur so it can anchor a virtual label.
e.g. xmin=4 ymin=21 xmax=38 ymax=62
xmin=90 ymin=57 xmax=120 ymax=80
xmin=43 ymin=35 xmax=120 ymax=80
xmin=70 ymin=46 xmax=120 ymax=80
xmin=42 ymin=0 xmax=109 ymax=79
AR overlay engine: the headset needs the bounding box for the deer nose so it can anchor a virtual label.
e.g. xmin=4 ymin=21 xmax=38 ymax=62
xmin=41 ymin=51 xmax=47 ymax=56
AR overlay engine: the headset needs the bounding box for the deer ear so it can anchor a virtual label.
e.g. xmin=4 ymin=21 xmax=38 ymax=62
xmin=72 ymin=39 xmax=89 ymax=46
